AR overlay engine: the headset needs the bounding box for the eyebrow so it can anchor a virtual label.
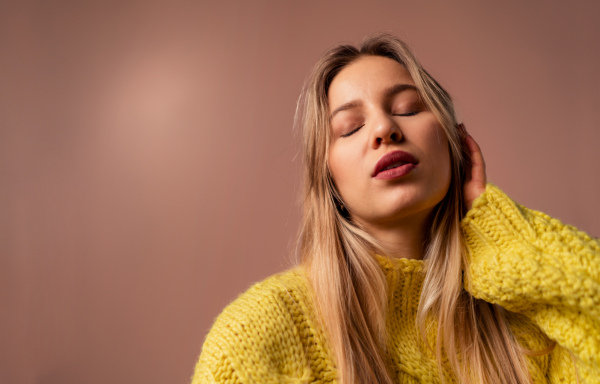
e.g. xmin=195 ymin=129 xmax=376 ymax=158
xmin=384 ymin=83 xmax=418 ymax=99
xmin=329 ymin=83 xmax=418 ymax=120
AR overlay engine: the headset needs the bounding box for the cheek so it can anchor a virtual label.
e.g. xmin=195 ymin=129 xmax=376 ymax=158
xmin=419 ymin=123 xmax=452 ymax=184
xmin=434 ymin=141 xmax=452 ymax=190
xmin=441 ymin=152 xmax=452 ymax=188
xmin=328 ymin=149 xmax=348 ymax=188
xmin=328 ymin=144 xmax=361 ymax=197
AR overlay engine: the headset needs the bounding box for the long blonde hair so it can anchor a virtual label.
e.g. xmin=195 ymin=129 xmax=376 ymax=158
xmin=296 ymin=33 xmax=536 ymax=384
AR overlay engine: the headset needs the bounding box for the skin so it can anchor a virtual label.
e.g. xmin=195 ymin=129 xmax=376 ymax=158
xmin=463 ymin=134 xmax=487 ymax=211
xmin=327 ymin=55 xmax=486 ymax=259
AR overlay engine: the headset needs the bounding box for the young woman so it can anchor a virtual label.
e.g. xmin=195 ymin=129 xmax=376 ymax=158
xmin=191 ymin=34 xmax=599 ymax=384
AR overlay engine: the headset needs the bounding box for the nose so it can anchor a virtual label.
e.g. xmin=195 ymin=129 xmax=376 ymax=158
xmin=371 ymin=113 xmax=403 ymax=148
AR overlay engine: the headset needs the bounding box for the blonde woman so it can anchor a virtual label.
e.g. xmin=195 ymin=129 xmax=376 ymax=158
xmin=191 ymin=34 xmax=599 ymax=384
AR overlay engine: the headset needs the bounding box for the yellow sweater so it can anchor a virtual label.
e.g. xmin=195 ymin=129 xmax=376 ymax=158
xmin=191 ymin=185 xmax=600 ymax=383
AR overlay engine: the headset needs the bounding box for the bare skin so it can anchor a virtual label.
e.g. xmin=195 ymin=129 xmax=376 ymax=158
xmin=327 ymin=56 xmax=487 ymax=260
xmin=356 ymin=133 xmax=488 ymax=259
xmin=359 ymin=133 xmax=488 ymax=259
xmin=328 ymin=56 xmax=451 ymax=260
xmin=463 ymin=134 xmax=487 ymax=211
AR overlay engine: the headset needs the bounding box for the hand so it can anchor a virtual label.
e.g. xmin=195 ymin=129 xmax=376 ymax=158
xmin=460 ymin=125 xmax=487 ymax=211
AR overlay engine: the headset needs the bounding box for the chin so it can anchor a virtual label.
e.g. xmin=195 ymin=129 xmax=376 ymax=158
xmin=379 ymin=189 xmax=449 ymax=224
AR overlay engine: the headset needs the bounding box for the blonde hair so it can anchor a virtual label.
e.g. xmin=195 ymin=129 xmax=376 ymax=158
xmin=296 ymin=33 xmax=542 ymax=384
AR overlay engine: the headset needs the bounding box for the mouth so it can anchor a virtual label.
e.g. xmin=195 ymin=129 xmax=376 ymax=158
xmin=372 ymin=151 xmax=418 ymax=179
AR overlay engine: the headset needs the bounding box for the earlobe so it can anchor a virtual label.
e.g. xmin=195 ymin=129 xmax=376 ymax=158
xmin=334 ymin=197 xmax=351 ymax=220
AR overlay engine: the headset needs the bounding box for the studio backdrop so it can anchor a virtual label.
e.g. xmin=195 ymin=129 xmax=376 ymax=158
xmin=1 ymin=1 xmax=598 ymax=383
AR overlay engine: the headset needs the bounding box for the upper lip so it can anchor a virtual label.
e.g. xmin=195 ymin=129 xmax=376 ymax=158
xmin=372 ymin=150 xmax=418 ymax=177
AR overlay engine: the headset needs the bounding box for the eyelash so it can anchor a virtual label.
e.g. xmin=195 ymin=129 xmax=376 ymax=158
xmin=340 ymin=111 xmax=419 ymax=138
xmin=393 ymin=111 xmax=419 ymax=117
xmin=341 ymin=125 xmax=364 ymax=138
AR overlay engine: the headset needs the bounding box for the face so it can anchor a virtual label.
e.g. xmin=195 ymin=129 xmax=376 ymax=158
xmin=327 ymin=55 xmax=451 ymax=228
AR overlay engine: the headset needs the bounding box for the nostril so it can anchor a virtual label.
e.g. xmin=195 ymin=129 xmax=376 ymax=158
xmin=390 ymin=132 xmax=400 ymax=142
xmin=376 ymin=137 xmax=382 ymax=145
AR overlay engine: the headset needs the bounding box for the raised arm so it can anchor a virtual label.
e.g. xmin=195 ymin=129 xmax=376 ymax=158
xmin=460 ymin=132 xmax=600 ymax=382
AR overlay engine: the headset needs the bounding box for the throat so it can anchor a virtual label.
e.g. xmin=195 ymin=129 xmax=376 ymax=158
xmin=354 ymin=210 xmax=432 ymax=260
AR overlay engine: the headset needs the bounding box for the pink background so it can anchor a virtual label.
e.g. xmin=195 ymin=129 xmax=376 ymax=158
xmin=2 ymin=1 xmax=598 ymax=383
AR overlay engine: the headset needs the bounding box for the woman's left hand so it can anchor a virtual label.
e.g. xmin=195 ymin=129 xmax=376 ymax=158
xmin=461 ymin=127 xmax=487 ymax=211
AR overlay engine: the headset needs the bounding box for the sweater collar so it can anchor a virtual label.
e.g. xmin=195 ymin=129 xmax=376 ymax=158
xmin=375 ymin=254 xmax=425 ymax=274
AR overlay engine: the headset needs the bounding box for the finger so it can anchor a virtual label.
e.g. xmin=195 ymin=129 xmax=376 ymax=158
xmin=465 ymin=135 xmax=486 ymax=186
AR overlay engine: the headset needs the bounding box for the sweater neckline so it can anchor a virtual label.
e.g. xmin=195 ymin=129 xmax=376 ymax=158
xmin=375 ymin=254 xmax=425 ymax=274
xmin=375 ymin=255 xmax=426 ymax=316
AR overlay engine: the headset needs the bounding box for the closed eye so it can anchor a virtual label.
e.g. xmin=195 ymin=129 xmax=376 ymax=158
xmin=341 ymin=124 xmax=364 ymax=138
xmin=392 ymin=111 xmax=419 ymax=117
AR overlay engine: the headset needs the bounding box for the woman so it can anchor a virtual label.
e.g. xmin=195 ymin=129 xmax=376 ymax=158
xmin=191 ymin=34 xmax=599 ymax=384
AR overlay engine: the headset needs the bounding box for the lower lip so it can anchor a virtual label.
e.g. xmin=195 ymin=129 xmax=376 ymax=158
xmin=374 ymin=163 xmax=416 ymax=180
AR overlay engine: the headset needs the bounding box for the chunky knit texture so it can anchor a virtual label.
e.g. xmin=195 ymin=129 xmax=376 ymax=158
xmin=191 ymin=185 xmax=600 ymax=383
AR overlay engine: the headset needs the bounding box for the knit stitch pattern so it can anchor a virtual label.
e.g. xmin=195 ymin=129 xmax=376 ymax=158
xmin=191 ymin=184 xmax=600 ymax=383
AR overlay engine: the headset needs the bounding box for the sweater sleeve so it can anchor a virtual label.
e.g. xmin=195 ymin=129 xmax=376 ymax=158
xmin=461 ymin=184 xmax=600 ymax=382
xmin=189 ymin=269 xmax=336 ymax=384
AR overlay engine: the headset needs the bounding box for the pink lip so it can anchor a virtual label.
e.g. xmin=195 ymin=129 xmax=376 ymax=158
xmin=372 ymin=150 xmax=418 ymax=180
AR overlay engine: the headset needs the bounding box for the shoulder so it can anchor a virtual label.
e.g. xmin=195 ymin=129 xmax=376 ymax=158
xmin=192 ymin=267 xmax=336 ymax=384
xmin=220 ymin=266 xmax=312 ymax=319
xmin=210 ymin=267 xmax=315 ymax=341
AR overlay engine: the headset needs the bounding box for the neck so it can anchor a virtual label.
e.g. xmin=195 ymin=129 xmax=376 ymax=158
xmin=354 ymin=210 xmax=432 ymax=260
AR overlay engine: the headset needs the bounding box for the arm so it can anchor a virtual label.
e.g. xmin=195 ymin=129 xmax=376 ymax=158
xmin=190 ymin=352 xmax=217 ymax=384
xmin=462 ymin=185 xmax=600 ymax=366
xmin=461 ymin=133 xmax=600 ymax=382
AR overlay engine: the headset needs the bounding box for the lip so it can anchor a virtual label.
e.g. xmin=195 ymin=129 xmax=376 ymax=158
xmin=372 ymin=150 xmax=418 ymax=179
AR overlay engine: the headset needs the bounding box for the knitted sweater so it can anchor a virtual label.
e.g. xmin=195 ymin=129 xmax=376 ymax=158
xmin=191 ymin=185 xmax=600 ymax=383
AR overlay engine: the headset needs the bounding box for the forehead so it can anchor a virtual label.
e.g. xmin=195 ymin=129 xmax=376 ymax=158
xmin=328 ymin=55 xmax=415 ymax=106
